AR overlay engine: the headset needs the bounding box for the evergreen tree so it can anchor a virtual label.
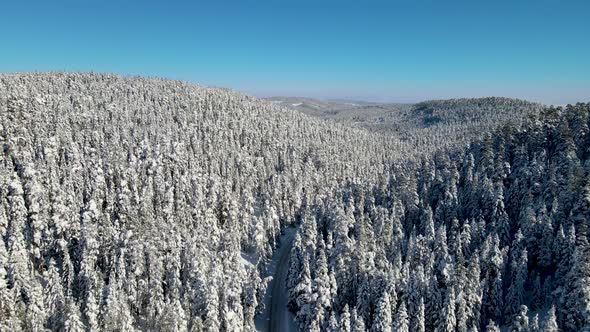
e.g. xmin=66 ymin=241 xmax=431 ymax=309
xmin=372 ymin=291 xmax=392 ymax=332
xmin=393 ymin=300 xmax=409 ymax=332
xmin=505 ymin=248 xmax=528 ymax=320
xmin=439 ymin=286 xmax=457 ymax=332
xmin=541 ymin=306 xmax=559 ymax=332
xmin=512 ymin=305 xmax=530 ymax=332
xmin=63 ymin=298 xmax=85 ymax=332
xmin=340 ymin=305 xmax=352 ymax=332
xmin=563 ymin=243 xmax=590 ymax=331
xmin=351 ymin=307 xmax=367 ymax=332
xmin=416 ymin=297 xmax=426 ymax=332
xmin=326 ymin=311 xmax=339 ymax=332
xmin=530 ymin=314 xmax=540 ymax=332
xmin=485 ymin=320 xmax=501 ymax=332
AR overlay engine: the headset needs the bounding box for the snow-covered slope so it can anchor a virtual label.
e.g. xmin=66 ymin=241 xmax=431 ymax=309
xmin=1 ymin=72 xmax=585 ymax=332
xmin=0 ymin=72 xmax=405 ymax=331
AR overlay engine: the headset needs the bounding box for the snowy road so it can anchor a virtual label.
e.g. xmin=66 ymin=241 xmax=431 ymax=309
xmin=268 ymin=227 xmax=297 ymax=332
xmin=255 ymin=226 xmax=298 ymax=332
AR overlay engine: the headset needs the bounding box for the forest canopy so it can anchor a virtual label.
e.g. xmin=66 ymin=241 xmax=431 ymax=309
xmin=0 ymin=72 xmax=588 ymax=331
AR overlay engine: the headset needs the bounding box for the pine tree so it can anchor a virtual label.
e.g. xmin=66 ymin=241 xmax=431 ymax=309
xmin=79 ymin=200 xmax=101 ymax=331
xmin=393 ymin=300 xmax=409 ymax=332
xmin=340 ymin=305 xmax=352 ymax=332
xmin=416 ymin=297 xmax=426 ymax=332
xmin=538 ymin=214 xmax=554 ymax=269
xmin=439 ymin=286 xmax=457 ymax=332
xmin=434 ymin=225 xmax=453 ymax=287
xmin=512 ymin=305 xmax=530 ymax=332
xmin=465 ymin=255 xmax=482 ymax=328
xmin=356 ymin=273 xmax=372 ymax=327
xmin=44 ymin=259 xmax=65 ymax=330
xmin=482 ymin=235 xmax=504 ymax=326
xmin=530 ymin=313 xmax=540 ymax=332
xmin=24 ymin=280 xmax=47 ymax=332
xmin=0 ymin=234 xmax=14 ymax=331
xmin=287 ymin=232 xmax=304 ymax=309
xmin=6 ymin=177 xmax=30 ymax=291
xmin=505 ymin=248 xmax=528 ymax=320
xmin=485 ymin=320 xmax=501 ymax=332
xmin=530 ymin=273 xmax=543 ymax=310
xmin=541 ymin=306 xmax=559 ymax=332
xmin=311 ymin=244 xmax=333 ymax=329
xmin=426 ymin=273 xmax=442 ymax=330
xmin=554 ymin=224 xmax=575 ymax=288
xmin=563 ymin=243 xmax=590 ymax=331
xmin=372 ymin=291 xmax=392 ymax=332
xmin=157 ymin=299 xmax=188 ymax=332
xmin=63 ymin=298 xmax=85 ymax=332
xmin=294 ymin=258 xmax=313 ymax=316
xmin=351 ymin=307 xmax=366 ymax=332
xmin=102 ymin=272 xmax=136 ymax=331
xmin=327 ymin=310 xmax=339 ymax=332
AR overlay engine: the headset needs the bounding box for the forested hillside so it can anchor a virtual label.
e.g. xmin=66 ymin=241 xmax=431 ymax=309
xmin=0 ymin=72 xmax=587 ymax=332
xmin=397 ymin=98 xmax=543 ymax=150
xmin=287 ymin=103 xmax=590 ymax=331
xmin=0 ymin=72 xmax=404 ymax=331
xmin=273 ymin=96 xmax=543 ymax=154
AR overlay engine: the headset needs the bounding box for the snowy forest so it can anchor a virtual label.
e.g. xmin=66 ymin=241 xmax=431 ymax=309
xmin=0 ymin=72 xmax=588 ymax=331
xmin=287 ymin=104 xmax=590 ymax=332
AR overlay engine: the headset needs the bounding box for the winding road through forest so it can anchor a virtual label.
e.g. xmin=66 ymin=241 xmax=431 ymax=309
xmin=256 ymin=226 xmax=298 ymax=332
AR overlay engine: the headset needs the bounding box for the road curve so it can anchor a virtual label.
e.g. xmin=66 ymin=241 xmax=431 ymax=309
xmin=254 ymin=226 xmax=299 ymax=332
xmin=267 ymin=227 xmax=297 ymax=332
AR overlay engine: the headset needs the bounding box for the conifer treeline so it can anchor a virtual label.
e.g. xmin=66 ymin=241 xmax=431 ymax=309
xmin=287 ymin=103 xmax=590 ymax=331
xmin=0 ymin=73 xmax=400 ymax=331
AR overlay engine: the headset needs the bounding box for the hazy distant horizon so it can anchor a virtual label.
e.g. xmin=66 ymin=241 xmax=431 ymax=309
xmin=248 ymin=88 xmax=585 ymax=106
xmin=1 ymin=1 xmax=588 ymax=107
xmin=1 ymin=69 xmax=583 ymax=106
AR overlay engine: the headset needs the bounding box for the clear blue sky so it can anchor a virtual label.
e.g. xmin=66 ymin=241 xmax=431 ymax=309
xmin=1 ymin=0 xmax=588 ymax=104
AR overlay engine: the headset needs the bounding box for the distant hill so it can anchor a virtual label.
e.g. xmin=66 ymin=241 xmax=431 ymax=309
xmin=409 ymin=97 xmax=543 ymax=127
xmin=264 ymin=96 xmax=387 ymax=118
xmin=393 ymin=97 xmax=544 ymax=150
xmin=263 ymin=96 xmax=413 ymax=134
xmin=268 ymin=96 xmax=544 ymax=153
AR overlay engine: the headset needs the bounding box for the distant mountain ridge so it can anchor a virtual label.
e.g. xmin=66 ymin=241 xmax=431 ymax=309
xmin=266 ymin=96 xmax=544 ymax=153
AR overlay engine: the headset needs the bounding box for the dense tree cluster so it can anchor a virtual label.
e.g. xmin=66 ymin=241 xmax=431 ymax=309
xmin=0 ymin=72 xmax=404 ymax=331
xmin=268 ymin=97 xmax=543 ymax=153
xmin=287 ymin=103 xmax=590 ymax=331
xmin=411 ymin=97 xmax=541 ymax=126
xmin=386 ymin=97 xmax=544 ymax=153
xmin=0 ymin=72 xmax=587 ymax=331
xmin=270 ymin=97 xmax=542 ymax=154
